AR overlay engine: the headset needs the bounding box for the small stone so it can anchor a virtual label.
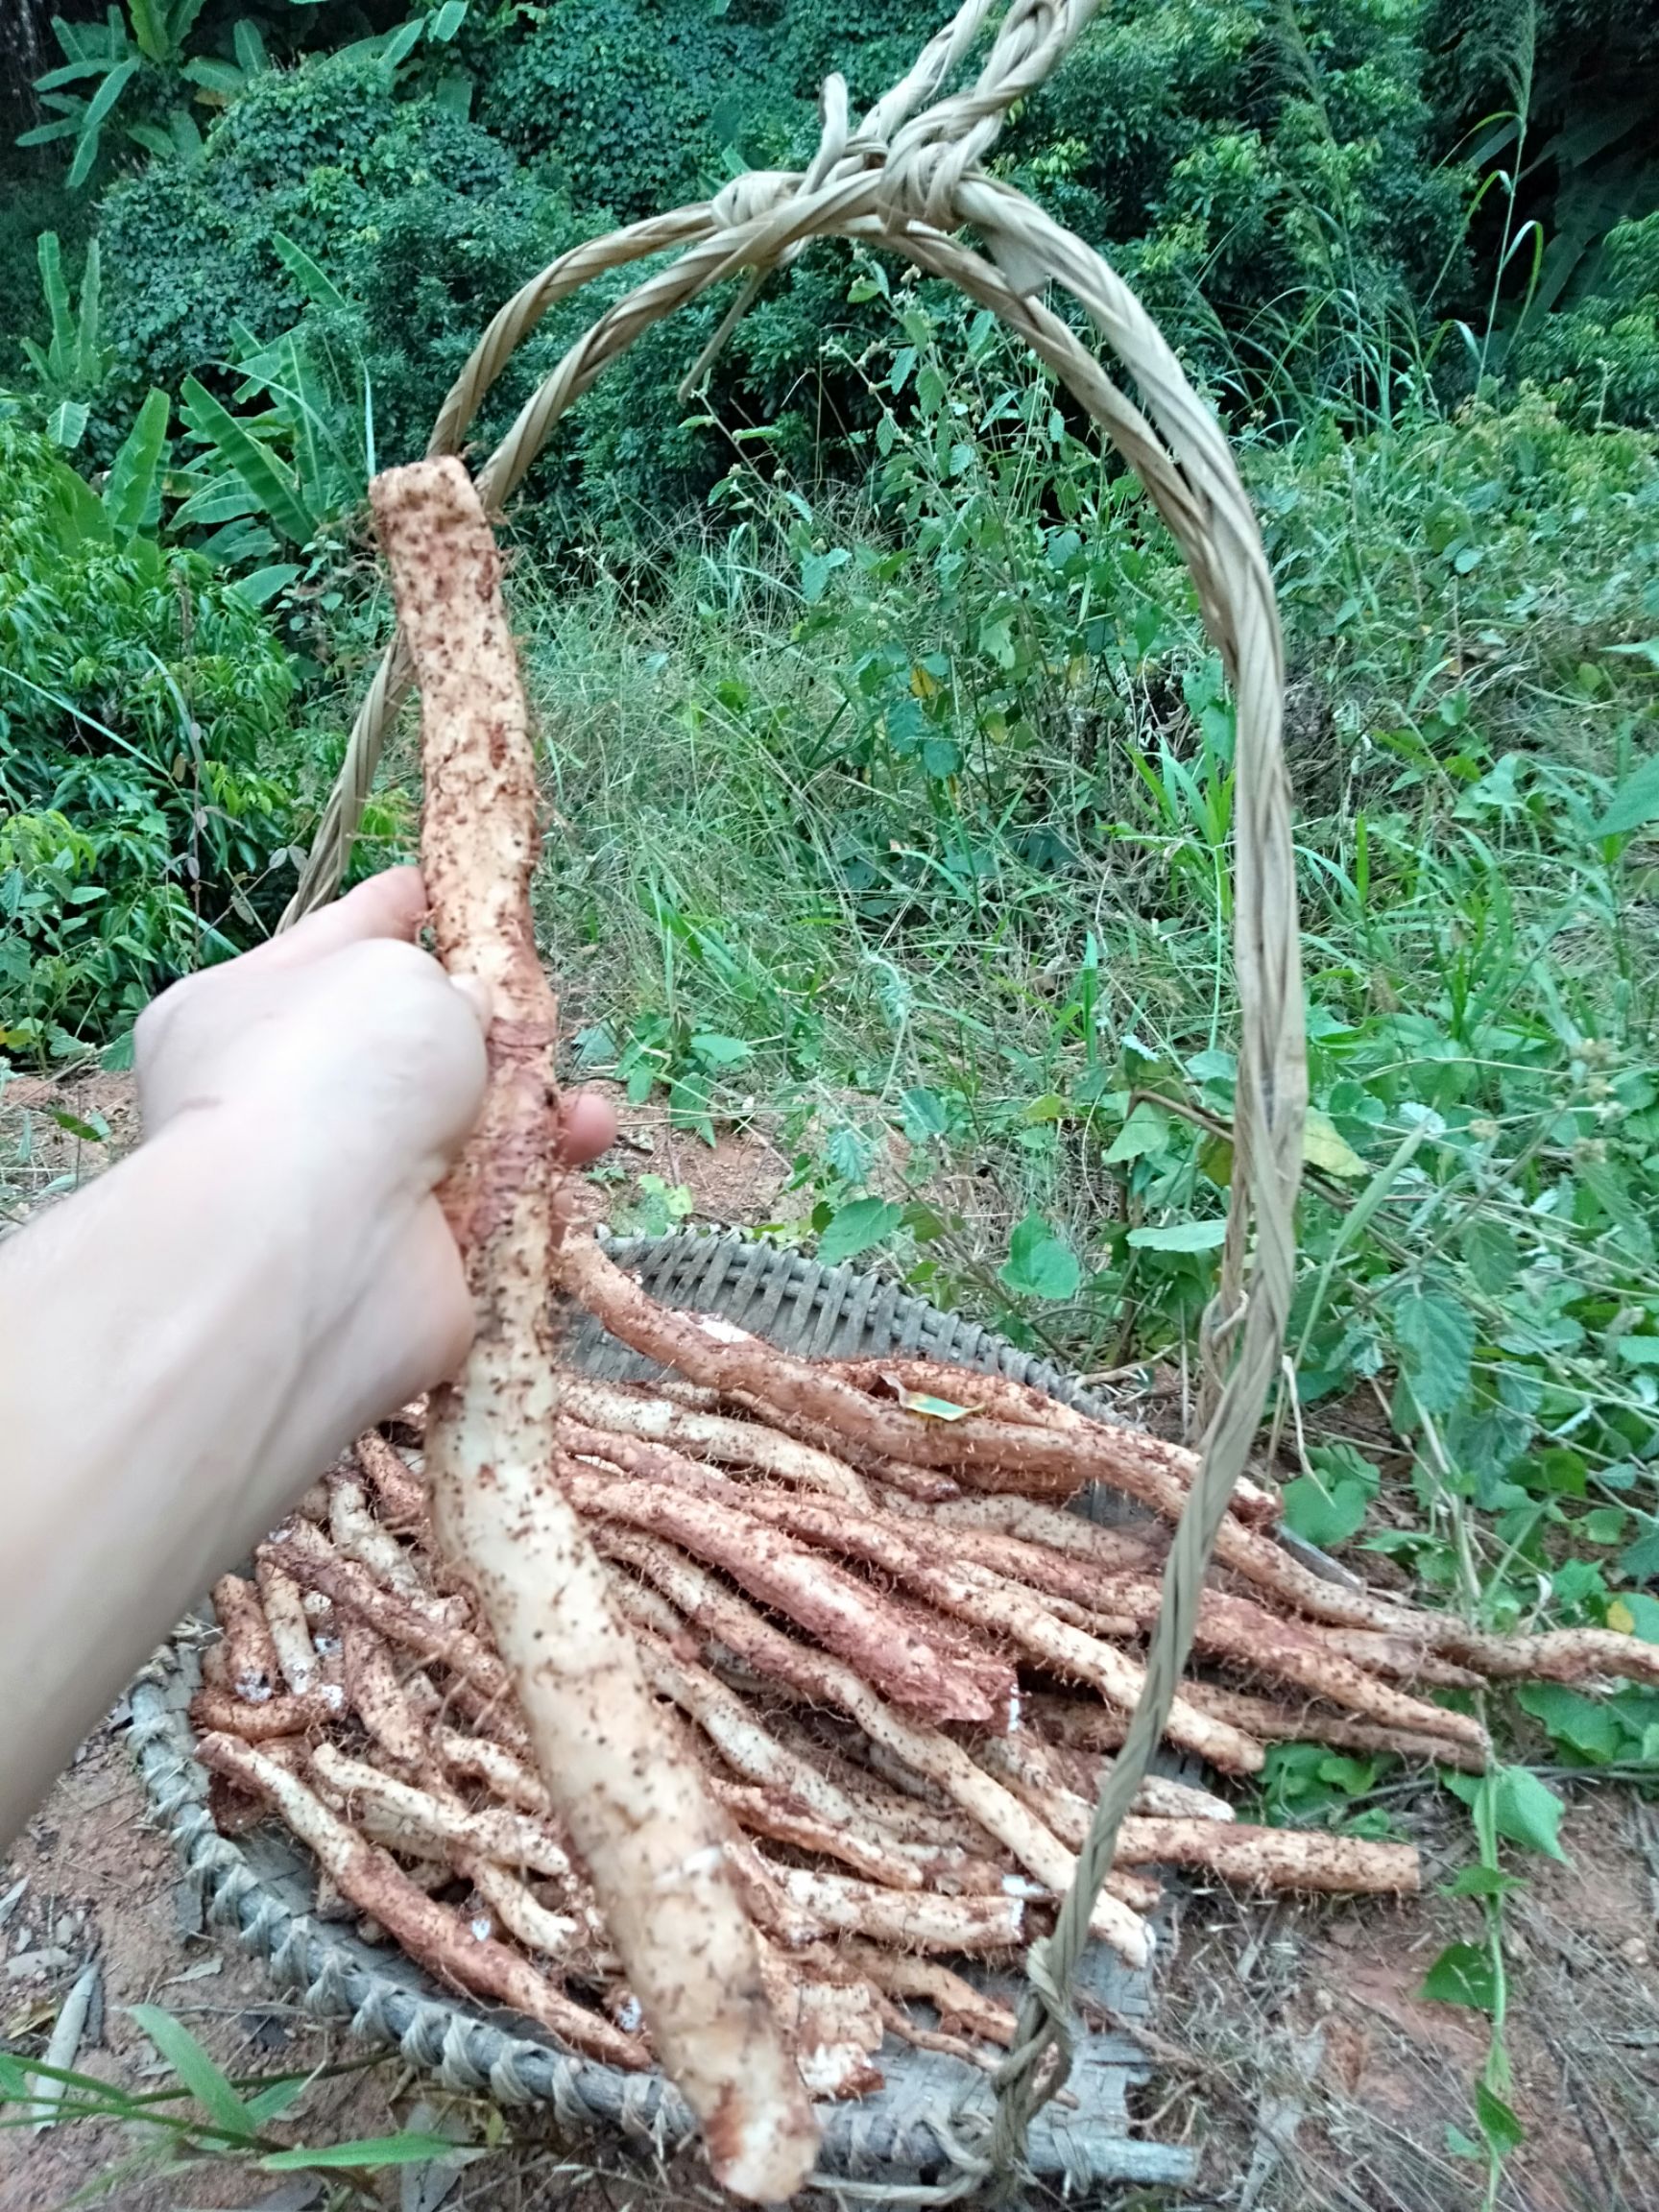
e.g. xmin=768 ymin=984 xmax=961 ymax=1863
xmin=1618 ymin=1936 xmax=1648 ymax=1966
xmin=4 ymin=1947 xmax=72 ymax=1981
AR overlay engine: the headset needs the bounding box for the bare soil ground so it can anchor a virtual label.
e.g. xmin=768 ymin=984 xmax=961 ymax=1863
xmin=3 ymin=1068 xmax=1656 ymax=2210
xmin=1154 ymin=1791 xmax=1659 ymax=2211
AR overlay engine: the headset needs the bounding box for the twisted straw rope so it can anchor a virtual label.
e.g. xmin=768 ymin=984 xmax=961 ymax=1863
xmin=279 ymin=0 xmax=1306 ymax=2187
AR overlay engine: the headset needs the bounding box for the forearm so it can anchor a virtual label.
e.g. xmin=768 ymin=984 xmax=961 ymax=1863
xmin=0 ymin=1119 xmax=331 ymax=1843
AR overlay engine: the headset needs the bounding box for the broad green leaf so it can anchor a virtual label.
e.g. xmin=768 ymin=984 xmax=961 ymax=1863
xmin=800 ymin=547 xmax=850 ymax=604
xmin=181 ymin=55 xmax=246 ymax=92
xmin=261 ymin=2131 xmax=463 ymax=2171
xmin=34 ymin=58 xmax=115 ymax=88
xmin=900 ymin=1087 xmax=949 ymax=1141
xmin=73 ymin=236 xmax=103 ymax=381
xmin=0 ymin=2051 xmax=36 ymax=2102
xmin=231 ymin=17 xmax=267 ymax=75
xmin=124 ymin=119 xmax=177 ymax=156
xmin=1440 ymin=1864 xmax=1525 ymax=1898
xmin=824 ymin=1124 xmax=871 ymax=1183
xmin=688 ymin=1031 xmax=751 ymax=1068
xmin=45 ymin=456 xmax=111 ymax=547
xmin=1594 ymin=753 xmax=1659 ymax=837
xmin=271 ymin=229 xmax=349 ymax=314
xmin=1463 ymin=1217 xmax=1519 ymax=1294
xmin=429 ymin=0 xmax=469 ymax=37
xmin=199 ymin=517 xmax=279 ymax=567
xmin=180 ymin=375 xmax=317 ymax=545
xmin=1103 ymin=1100 xmax=1168 ymax=1164
xmin=1618 ymin=1513 xmax=1659 ymax=1584
xmin=999 ymin=1214 xmax=1081 ymax=1300
xmin=46 ymin=399 xmax=89 ymax=449
xmin=1280 ymin=1477 xmax=1366 ymax=1548
xmin=101 ymin=387 xmax=169 ymax=542
xmin=1390 ymin=1288 xmax=1475 ymax=1415
xmin=817 ymin=1195 xmax=902 ymax=1267
xmin=129 ymin=2005 xmax=254 ymax=2141
xmin=1515 ymin=1682 xmax=1624 ymax=1764
xmin=37 ymin=229 xmax=71 ymax=358
xmin=1421 ymin=1941 xmax=1496 ymax=2010
xmin=69 ymin=57 xmax=139 ymax=184
xmin=16 ymin=116 xmax=85 ymax=146
xmin=1582 ymin=1505 xmax=1628 ymax=1545
xmin=1614 ymin=1335 xmax=1659 ymax=1365
xmin=173 ymin=476 xmax=261 ymax=528
xmin=373 ymin=16 xmax=427 ymax=68
xmin=1303 ymin=1105 xmax=1367 ymax=1177
xmin=1491 ymin=1766 xmax=1568 ymax=1860
xmin=1126 ymin=1218 xmax=1227 ymax=1253
xmin=65 ymin=118 xmax=104 ymax=189
xmin=169 ymin=104 xmax=204 ymax=159
xmin=1474 ymin=2080 xmax=1526 ymax=2157
xmin=1607 ymin=1591 xmax=1659 ymax=1642
xmin=127 ymin=0 xmax=166 ymax=61
xmin=228 ymin=563 xmax=301 ymax=608
xmin=1578 ymin=1159 xmax=1655 ymax=1263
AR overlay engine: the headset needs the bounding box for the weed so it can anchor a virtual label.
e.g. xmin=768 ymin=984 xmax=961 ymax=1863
xmin=0 ymin=2004 xmax=459 ymax=2202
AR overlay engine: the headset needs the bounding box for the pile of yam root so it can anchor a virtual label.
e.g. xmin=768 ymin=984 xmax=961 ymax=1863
xmin=192 ymin=459 xmax=1659 ymax=2198
xmin=196 ymin=1230 xmax=1659 ymax=2115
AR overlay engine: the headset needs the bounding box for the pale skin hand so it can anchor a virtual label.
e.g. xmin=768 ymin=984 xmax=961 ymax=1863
xmin=0 ymin=868 xmax=614 ymax=1845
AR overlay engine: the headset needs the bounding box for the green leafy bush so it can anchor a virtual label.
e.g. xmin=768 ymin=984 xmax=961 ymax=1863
xmin=1514 ymin=212 xmax=1659 ymax=427
xmin=96 ymin=51 xmax=579 ymax=462
xmin=474 ymin=0 xmax=740 ymax=218
xmin=0 ymin=408 xmax=301 ymax=1053
xmin=1008 ymin=0 xmax=1470 ymax=405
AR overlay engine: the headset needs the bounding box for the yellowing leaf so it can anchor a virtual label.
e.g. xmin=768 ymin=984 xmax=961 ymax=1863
xmin=1303 ymin=1106 xmax=1367 ymax=1178
xmin=1607 ymin=1598 xmax=1637 ymax=1634
xmin=889 ymin=1383 xmax=975 ymax=1421
xmin=880 ymin=1371 xmax=977 ymax=1419
xmin=910 ymin=661 xmax=942 ymax=698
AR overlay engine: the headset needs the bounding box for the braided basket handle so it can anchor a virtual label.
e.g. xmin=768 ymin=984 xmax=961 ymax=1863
xmin=282 ymin=0 xmax=1307 ymax=2184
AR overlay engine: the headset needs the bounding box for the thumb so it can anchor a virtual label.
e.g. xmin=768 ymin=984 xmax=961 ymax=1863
xmin=447 ymin=972 xmax=493 ymax=1031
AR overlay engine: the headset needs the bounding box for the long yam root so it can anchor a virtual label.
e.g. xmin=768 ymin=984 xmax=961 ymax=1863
xmin=563 ymin=1460 xmax=1014 ymax=1726
xmin=210 ymin=1575 xmax=280 ymax=1704
xmin=563 ymin=1379 xmax=874 ymax=1504
xmin=596 ymin=1527 xmax=1154 ymax=1966
xmin=197 ymin=1733 xmax=646 ymax=2067
xmin=559 ymin=1233 xmax=1259 ymax=1524
xmin=376 ymin=457 xmax=814 ymax=2201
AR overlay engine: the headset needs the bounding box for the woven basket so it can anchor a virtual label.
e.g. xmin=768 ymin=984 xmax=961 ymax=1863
xmin=128 ymin=1231 xmax=1198 ymax=2193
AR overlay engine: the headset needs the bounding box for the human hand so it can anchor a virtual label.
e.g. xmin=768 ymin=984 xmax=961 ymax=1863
xmin=135 ymin=866 xmax=614 ymax=1441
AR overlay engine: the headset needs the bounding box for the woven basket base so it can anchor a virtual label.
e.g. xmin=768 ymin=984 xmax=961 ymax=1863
xmin=129 ymin=1231 xmax=1200 ymax=2192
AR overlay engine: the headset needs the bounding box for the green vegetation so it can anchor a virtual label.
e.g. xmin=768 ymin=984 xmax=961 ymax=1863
xmin=0 ymin=2003 xmax=462 ymax=2199
xmin=3 ymin=0 xmax=1659 ymax=2192
xmin=0 ymin=408 xmax=302 ymax=1050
